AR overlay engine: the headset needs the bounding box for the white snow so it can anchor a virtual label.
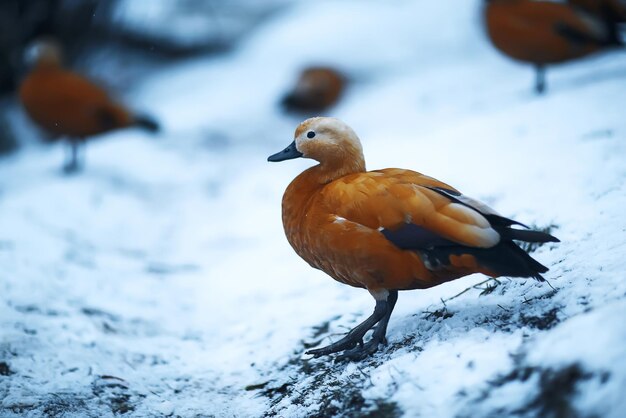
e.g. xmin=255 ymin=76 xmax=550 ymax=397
xmin=2 ymin=0 xmax=626 ymax=417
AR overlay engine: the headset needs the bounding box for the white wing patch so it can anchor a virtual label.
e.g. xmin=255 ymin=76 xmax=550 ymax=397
xmin=456 ymin=195 xmax=501 ymax=216
xmin=430 ymin=186 xmax=501 ymax=217
xmin=464 ymin=224 xmax=501 ymax=247
xmin=447 ymin=203 xmax=491 ymax=228
xmin=440 ymin=202 xmax=501 ymax=247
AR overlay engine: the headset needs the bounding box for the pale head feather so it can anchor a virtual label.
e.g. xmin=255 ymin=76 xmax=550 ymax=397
xmin=293 ymin=117 xmax=365 ymax=173
xmin=25 ymin=38 xmax=63 ymax=69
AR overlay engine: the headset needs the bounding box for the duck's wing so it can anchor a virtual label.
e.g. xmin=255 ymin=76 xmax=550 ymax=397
xmin=320 ymin=169 xmax=501 ymax=249
xmin=553 ymin=15 xmax=616 ymax=46
xmin=518 ymin=2 xmax=616 ymax=45
xmin=321 ymin=169 xmax=558 ymax=281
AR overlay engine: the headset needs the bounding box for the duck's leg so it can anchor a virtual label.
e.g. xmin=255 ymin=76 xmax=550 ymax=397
xmin=63 ymin=139 xmax=80 ymax=173
xmin=63 ymin=138 xmax=86 ymax=173
xmin=337 ymin=290 xmax=398 ymax=361
xmin=371 ymin=290 xmax=398 ymax=345
xmin=306 ymin=290 xmax=398 ymax=359
xmin=535 ymin=64 xmax=546 ymax=94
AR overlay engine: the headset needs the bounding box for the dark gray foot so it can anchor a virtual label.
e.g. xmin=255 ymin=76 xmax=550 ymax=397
xmin=63 ymin=160 xmax=80 ymax=174
xmin=335 ymin=327 xmax=387 ymax=361
xmin=306 ymin=290 xmax=398 ymax=360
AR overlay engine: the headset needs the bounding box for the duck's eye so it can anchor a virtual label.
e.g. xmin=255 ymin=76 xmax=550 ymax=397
xmin=307 ymin=131 xmax=316 ymax=139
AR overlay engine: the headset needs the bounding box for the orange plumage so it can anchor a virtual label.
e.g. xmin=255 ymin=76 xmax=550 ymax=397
xmin=268 ymin=117 xmax=559 ymax=360
xmin=281 ymin=66 xmax=345 ymax=113
xmin=484 ymin=0 xmax=621 ymax=93
xmin=19 ymin=40 xmax=159 ymax=172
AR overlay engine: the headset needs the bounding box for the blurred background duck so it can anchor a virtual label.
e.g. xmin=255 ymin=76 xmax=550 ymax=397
xmin=484 ymin=0 xmax=623 ymax=93
xmin=19 ymin=39 xmax=159 ymax=173
xmin=281 ymin=66 xmax=345 ymax=114
xmin=268 ymin=117 xmax=559 ymax=360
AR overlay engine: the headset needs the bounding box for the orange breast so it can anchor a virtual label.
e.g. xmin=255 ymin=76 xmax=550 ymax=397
xmin=486 ymin=1 xmax=604 ymax=64
xmin=19 ymin=68 xmax=133 ymax=138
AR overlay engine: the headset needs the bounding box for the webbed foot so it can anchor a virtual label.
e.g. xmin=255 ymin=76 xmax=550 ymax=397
xmin=306 ymin=290 xmax=398 ymax=360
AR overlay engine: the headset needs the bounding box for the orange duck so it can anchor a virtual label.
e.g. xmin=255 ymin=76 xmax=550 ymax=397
xmin=281 ymin=66 xmax=345 ymax=113
xmin=485 ymin=0 xmax=622 ymax=93
xmin=268 ymin=117 xmax=559 ymax=360
xmin=19 ymin=39 xmax=159 ymax=173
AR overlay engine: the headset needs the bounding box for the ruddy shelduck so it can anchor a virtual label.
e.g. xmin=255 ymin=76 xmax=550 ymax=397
xmin=485 ymin=0 xmax=622 ymax=93
xmin=268 ymin=117 xmax=559 ymax=360
xmin=281 ymin=67 xmax=345 ymax=113
xmin=19 ymin=39 xmax=159 ymax=173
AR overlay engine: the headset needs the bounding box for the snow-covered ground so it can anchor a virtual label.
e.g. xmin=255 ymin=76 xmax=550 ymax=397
xmin=2 ymin=0 xmax=626 ymax=416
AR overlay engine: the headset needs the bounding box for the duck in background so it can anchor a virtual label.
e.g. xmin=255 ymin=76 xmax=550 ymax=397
xmin=281 ymin=66 xmax=345 ymax=114
xmin=19 ymin=39 xmax=159 ymax=173
xmin=268 ymin=117 xmax=559 ymax=360
xmin=484 ymin=0 xmax=622 ymax=93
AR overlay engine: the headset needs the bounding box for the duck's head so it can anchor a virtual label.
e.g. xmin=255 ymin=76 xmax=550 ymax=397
xmin=268 ymin=117 xmax=365 ymax=173
xmin=25 ymin=38 xmax=63 ymax=69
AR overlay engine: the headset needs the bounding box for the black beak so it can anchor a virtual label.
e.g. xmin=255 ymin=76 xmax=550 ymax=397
xmin=267 ymin=140 xmax=303 ymax=162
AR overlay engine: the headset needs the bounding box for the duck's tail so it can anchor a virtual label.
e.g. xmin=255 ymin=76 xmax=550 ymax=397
xmin=588 ymin=0 xmax=625 ymax=45
xmin=133 ymin=114 xmax=160 ymax=133
xmin=480 ymin=219 xmax=559 ymax=281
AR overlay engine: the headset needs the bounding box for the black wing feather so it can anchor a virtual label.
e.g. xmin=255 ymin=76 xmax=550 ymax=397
xmin=379 ymin=186 xmax=558 ymax=281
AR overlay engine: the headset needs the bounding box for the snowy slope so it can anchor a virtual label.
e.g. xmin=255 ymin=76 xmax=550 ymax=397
xmin=2 ymin=0 xmax=626 ymax=417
